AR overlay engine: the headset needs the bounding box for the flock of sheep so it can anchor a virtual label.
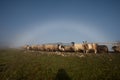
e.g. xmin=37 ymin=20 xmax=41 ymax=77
xmin=22 ymin=41 xmax=120 ymax=53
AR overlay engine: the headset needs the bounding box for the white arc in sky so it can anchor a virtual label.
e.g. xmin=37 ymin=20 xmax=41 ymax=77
xmin=12 ymin=19 xmax=110 ymax=47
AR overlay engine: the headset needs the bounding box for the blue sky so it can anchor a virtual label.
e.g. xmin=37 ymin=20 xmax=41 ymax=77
xmin=0 ymin=0 xmax=120 ymax=47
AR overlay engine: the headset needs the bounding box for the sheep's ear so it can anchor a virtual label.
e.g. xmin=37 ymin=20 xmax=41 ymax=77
xmin=61 ymin=45 xmax=65 ymax=48
xmin=57 ymin=44 xmax=60 ymax=46
xmin=71 ymin=42 xmax=75 ymax=46
xmin=71 ymin=42 xmax=74 ymax=44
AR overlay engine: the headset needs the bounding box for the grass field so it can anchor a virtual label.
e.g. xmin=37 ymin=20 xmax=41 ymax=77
xmin=0 ymin=49 xmax=120 ymax=80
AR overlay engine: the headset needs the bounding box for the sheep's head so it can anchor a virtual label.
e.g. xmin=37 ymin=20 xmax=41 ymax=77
xmin=71 ymin=42 xmax=75 ymax=46
xmin=58 ymin=45 xmax=65 ymax=51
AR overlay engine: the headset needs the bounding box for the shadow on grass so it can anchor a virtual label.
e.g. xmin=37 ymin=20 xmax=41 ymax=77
xmin=55 ymin=68 xmax=71 ymax=80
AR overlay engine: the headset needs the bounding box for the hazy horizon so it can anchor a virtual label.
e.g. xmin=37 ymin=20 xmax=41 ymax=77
xmin=0 ymin=0 xmax=120 ymax=47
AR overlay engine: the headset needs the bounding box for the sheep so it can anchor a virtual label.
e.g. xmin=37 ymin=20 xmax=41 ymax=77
xmin=112 ymin=46 xmax=120 ymax=53
xmin=84 ymin=43 xmax=98 ymax=54
xmin=37 ymin=44 xmax=45 ymax=51
xmin=43 ymin=44 xmax=60 ymax=52
xmin=71 ymin=42 xmax=86 ymax=53
xmin=97 ymin=45 xmax=108 ymax=53
xmin=59 ymin=43 xmax=74 ymax=52
xmin=31 ymin=45 xmax=38 ymax=51
xmin=58 ymin=42 xmax=85 ymax=53
xmin=23 ymin=45 xmax=32 ymax=51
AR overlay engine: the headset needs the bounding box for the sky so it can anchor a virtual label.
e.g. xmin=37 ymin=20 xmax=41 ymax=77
xmin=0 ymin=0 xmax=120 ymax=47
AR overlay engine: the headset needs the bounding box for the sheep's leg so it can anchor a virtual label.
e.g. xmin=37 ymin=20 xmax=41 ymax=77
xmin=83 ymin=50 xmax=86 ymax=53
xmin=94 ymin=49 xmax=97 ymax=54
xmin=86 ymin=50 xmax=89 ymax=54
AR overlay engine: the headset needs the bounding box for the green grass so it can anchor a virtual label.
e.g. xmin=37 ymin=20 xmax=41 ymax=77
xmin=0 ymin=49 xmax=120 ymax=80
